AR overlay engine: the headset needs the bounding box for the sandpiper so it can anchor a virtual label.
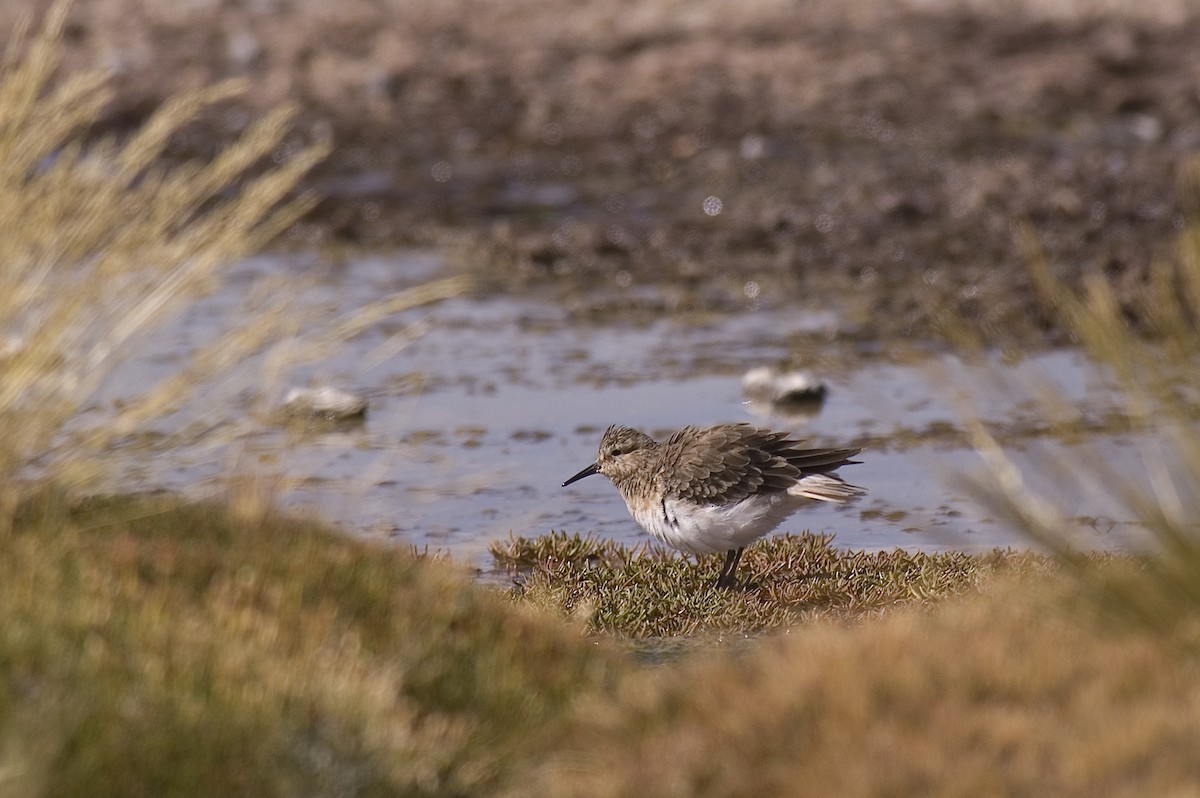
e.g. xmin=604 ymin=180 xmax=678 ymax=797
xmin=563 ymin=423 xmax=864 ymax=589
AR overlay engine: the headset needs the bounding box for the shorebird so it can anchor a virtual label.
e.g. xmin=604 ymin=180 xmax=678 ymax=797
xmin=563 ymin=423 xmax=864 ymax=589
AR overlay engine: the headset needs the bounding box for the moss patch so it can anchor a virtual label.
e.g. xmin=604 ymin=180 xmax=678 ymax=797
xmin=492 ymin=532 xmax=1047 ymax=637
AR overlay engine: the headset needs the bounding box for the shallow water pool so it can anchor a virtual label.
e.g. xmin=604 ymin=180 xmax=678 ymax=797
xmin=77 ymin=251 xmax=1158 ymax=566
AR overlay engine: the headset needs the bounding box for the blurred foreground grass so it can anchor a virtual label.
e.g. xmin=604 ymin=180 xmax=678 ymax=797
xmin=0 ymin=1 xmax=324 ymax=511
xmin=0 ymin=3 xmax=466 ymax=515
xmin=8 ymin=494 xmax=1200 ymax=796
xmin=0 ymin=492 xmax=615 ymax=796
xmin=521 ymin=568 xmax=1200 ymax=797
xmin=959 ymin=153 xmax=1200 ymax=639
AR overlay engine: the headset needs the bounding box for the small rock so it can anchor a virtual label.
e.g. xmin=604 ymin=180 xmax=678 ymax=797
xmin=1127 ymin=113 xmax=1163 ymax=144
xmin=1094 ymin=25 xmax=1140 ymax=73
xmin=226 ymin=30 xmax=262 ymax=67
xmin=742 ymin=366 xmax=827 ymax=423
xmin=283 ymin=387 xmax=368 ymax=421
xmin=743 ymin=366 xmax=827 ymax=402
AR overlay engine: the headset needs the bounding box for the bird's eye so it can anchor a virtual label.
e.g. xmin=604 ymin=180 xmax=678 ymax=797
xmin=609 ymin=446 xmax=623 ymax=458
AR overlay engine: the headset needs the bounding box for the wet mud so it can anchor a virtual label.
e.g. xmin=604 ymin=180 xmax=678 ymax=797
xmin=18 ymin=0 xmax=1200 ymax=346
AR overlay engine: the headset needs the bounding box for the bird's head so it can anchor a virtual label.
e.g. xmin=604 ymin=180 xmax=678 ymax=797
xmin=562 ymin=424 xmax=657 ymax=487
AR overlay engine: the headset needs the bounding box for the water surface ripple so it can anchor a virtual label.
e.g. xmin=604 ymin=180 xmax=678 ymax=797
xmin=85 ymin=253 xmax=1152 ymax=564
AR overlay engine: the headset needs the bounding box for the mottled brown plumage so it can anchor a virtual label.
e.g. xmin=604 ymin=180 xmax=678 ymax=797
xmin=658 ymin=424 xmax=860 ymax=504
xmin=563 ymin=422 xmax=865 ymax=589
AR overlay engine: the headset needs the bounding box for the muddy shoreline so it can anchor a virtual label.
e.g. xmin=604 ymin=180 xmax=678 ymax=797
xmin=23 ymin=0 xmax=1200 ymax=345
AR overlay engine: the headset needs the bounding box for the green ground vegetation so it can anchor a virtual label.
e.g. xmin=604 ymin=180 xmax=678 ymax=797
xmin=492 ymin=531 xmax=1047 ymax=636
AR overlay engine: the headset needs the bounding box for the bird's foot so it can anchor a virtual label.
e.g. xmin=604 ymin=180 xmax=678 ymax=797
xmin=712 ymin=574 xmax=743 ymax=591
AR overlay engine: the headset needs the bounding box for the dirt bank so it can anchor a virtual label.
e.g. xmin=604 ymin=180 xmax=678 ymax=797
xmin=17 ymin=0 xmax=1200 ymax=344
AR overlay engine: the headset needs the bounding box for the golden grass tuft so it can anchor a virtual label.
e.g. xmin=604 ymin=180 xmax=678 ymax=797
xmin=0 ymin=491 xmax=616 ymax=796
xmin=522 ymin=571 xmax=1200 ymax=797
xmin=0 ymin=2 xmax=472 ymax=517
xmin=0 ymin=1 xmax=330 ymax=514
xmin=958 ymin=154 xmax=1200 ymax=638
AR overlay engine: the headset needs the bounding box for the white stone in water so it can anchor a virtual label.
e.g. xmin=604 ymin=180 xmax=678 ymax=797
xmin=741 ymin=366 xmax=827 ymax=405
xmin=283 ymin=386 xmax=368 ymax=420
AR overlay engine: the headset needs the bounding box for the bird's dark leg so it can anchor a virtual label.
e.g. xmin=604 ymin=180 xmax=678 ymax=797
xmin=713 ymin=547 xmax=746 ymax=590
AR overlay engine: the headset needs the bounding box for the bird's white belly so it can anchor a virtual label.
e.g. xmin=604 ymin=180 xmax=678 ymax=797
xmin=627 ymin=493 xmax=808 ymax=555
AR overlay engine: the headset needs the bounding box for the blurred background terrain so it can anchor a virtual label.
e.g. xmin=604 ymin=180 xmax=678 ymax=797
xmin=14 ymin=0 xmax=1200 ymax=342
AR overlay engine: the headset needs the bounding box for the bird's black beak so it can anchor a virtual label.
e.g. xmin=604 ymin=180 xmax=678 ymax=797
xmin=562 ymin=462 xmax=599 ymax=487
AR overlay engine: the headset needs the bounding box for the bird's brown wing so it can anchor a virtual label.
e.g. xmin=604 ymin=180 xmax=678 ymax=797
xmin=661 ymin=423 xmax=860 ymax=505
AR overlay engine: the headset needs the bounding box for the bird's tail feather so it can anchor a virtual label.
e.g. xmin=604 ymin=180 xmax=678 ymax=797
xmin=787 ymin=473 xmax=867 ymax=503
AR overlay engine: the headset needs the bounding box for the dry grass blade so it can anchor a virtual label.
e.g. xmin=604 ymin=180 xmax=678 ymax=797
xmin=960 ymin=157 xmax=1200 ymax=637
xmin=0 ymin=2 xmax=354 ymax=517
